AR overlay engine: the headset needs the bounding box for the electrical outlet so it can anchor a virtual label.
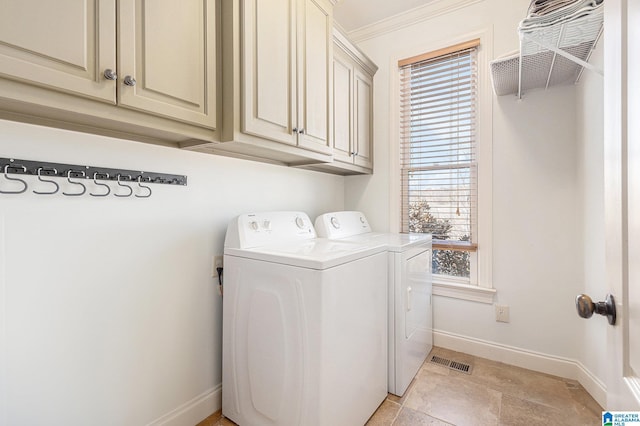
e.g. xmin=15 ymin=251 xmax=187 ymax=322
xmin=212 ymin=255 xmax=223 ymax=277
xmin=495 ymin=304 xmax=510 ymax=323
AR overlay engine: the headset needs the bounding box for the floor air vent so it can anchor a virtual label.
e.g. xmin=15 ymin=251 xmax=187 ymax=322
xmin=430 ymin=355 xmax=452 ymax=367
xmin=450 ymin=360 xmax=472 ymax=374
xmin=429 ymin=355 xmax=473 ymax=375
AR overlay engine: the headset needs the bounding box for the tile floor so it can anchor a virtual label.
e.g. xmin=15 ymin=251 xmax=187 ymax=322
xmin=197 ymin=346 xmax=603 ymax=426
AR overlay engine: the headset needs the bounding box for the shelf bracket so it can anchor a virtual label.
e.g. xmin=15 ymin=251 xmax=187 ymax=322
xmin=521 ymin=31 xmax=604 ymax=76
xmin=492 ymin=5 xmax=603 ymax=98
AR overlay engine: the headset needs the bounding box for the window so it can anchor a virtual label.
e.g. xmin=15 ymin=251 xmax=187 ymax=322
xmin=399 ymin=39 xmax=481 ymax=286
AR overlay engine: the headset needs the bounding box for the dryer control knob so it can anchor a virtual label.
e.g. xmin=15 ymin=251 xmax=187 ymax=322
xmin=249 ymin=221 xmax=259 ymax=231
xmin=263 ymin=220 xmax=272 ymax=230
xmin=295 ymin=216 xmax=305 ymax=229
xmin=330 ymin=216 xmax=341 ymax=229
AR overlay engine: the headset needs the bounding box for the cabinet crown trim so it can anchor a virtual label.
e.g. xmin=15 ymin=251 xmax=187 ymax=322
xmin=333 ymin=27 xmax=378 ymax=76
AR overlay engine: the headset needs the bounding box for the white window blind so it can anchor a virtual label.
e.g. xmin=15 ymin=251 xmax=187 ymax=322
xmin=399 ymin=41 xmax=479 ymax=278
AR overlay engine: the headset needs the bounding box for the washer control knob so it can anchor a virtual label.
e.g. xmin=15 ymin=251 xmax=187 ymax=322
xmin=249 ymin=221 xmax=259 ymax=231
xmin=295 ymin=216 xmax=305 ymax=229
xmin=360 ymin=216 xmax=366 ymax=224
xmin=330 ymin=216 xmax=340 ymax=229
xmin=263 ymin=220 xmax=272 ymax=230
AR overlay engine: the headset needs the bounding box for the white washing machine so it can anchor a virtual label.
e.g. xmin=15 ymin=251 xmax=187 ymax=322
xmin=222 ymin=211 xmax=388 ymax=426
xmin=315 ymin=211 xmax=433 ymax=397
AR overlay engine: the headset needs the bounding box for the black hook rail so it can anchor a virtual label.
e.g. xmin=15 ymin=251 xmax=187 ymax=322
xmin=0 ymin=157 xmax=187 ymax=186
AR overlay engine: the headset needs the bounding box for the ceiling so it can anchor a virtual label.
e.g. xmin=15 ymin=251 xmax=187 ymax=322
xmin=333 ymin=0 xmax=438 ymax=32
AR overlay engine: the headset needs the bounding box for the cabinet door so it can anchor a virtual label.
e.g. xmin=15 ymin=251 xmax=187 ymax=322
xmin=332 ymin=48 xmax=354 ymax=164
xmin=354 ymin=69 xmax=373 ymax=169
xmin=241 ymin=0 xmax=297 ymax=146
xmin=0 ymin=0 xmax=116 ymax=102
xmin=297 ymin=0 xmax=332 ymax=155
xmin=118 ymin=0 xmax=217 ymax=129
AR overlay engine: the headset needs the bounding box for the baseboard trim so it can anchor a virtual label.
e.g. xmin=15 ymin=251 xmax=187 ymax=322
xmin=434 ymin=329 xmax=606 ymax=408
xmin=575 ymin=360 xmax=607 ymax=409
xmin=146 ymin=384 xmax=222 ymax=426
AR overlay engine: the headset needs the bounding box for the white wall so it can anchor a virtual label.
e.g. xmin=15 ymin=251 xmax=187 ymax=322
xmin=0 ymin=119 xmax=344 ymax=426
xmin=345 ymin=0 xmax=594 ymax=382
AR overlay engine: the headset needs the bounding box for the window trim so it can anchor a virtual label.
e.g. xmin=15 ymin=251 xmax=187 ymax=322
xmin=389 ymin=27 xmax=494 ymax=303
xmin=432 ymin=279 xmax=496 ymax=304
xmin=432 ymin=240 xmax=478 ymax=252
xmin=398 ymin=38 xmax=480 ymax=67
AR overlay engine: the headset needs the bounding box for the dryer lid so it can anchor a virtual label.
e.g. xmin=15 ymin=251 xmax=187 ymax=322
xmin=315 ymin=212 xmax=432 ymax=252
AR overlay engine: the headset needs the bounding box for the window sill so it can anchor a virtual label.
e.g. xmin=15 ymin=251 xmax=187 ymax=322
xmin=432 ymin=280 xmax=496 ymax=304
xmin=432 ymin=240 xmax=478 ymax=252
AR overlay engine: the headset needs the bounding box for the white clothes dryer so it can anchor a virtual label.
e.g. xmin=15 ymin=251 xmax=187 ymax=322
xmin=315 ymin=211 xmax=433 ymax=397
xmin=222 ymin=211 xmax=388 ymax=426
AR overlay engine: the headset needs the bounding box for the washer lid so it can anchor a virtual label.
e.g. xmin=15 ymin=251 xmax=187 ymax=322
xmin=225 ymin=238 xmax=387 ymax=270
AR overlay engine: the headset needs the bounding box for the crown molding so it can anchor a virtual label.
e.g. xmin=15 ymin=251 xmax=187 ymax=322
xmin=346 ymin=0 xmax=485 ymax=43
xmin=333 ymin=27 xmax=379 ymax=75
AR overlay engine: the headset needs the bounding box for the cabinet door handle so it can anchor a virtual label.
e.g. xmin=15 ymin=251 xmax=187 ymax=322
xmin=123 ymin=76 xmax=137 ymax=87
xmin=293 ymin=127 xmax=298 ymax=134
xmin=299 ymin=128 xmax=305 ymax=135
xmin=103 ymin=69 xmax=118 ymax=81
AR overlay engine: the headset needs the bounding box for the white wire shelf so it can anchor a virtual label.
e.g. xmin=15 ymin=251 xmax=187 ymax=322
xmin=490 ymin=5 xmax=603 ymax=98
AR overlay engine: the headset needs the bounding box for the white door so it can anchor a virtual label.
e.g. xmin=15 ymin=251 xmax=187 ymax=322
xmin=604 ymin=0 xmax=640 ymax=410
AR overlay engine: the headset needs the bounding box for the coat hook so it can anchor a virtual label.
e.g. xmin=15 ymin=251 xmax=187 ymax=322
xmin=62 ymin=170 xmax=86 ymax=196
xmin=114 ymin=174 xmax=133 ymax=197
xmin=135 ymin=176 xmax=152 ymax=198
xmin=0 ymin=164 xmax=28 ymax=194
xmin=33 ymin=167 xmax=60 ymax=195
xmin=90 ymin=172 xmax=111 ymax=197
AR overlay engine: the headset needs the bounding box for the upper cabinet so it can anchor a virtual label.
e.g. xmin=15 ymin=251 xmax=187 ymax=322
xmin=307 ymin=27 xmax=377 ymax=175
xmin=0 ymin=0 xmax=377 ymax=173
xmin=0 ymin=0 xmax=117 ymax=103
xmin=0 ymin=0 xmax=218 ymax=141
xmin=183 ymin=0 xmax=335 ymax=165
xmin=243 ymin=0 xmax=332 ymax=154
xmin=118 ymin=0 xmax=217 ymax=128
